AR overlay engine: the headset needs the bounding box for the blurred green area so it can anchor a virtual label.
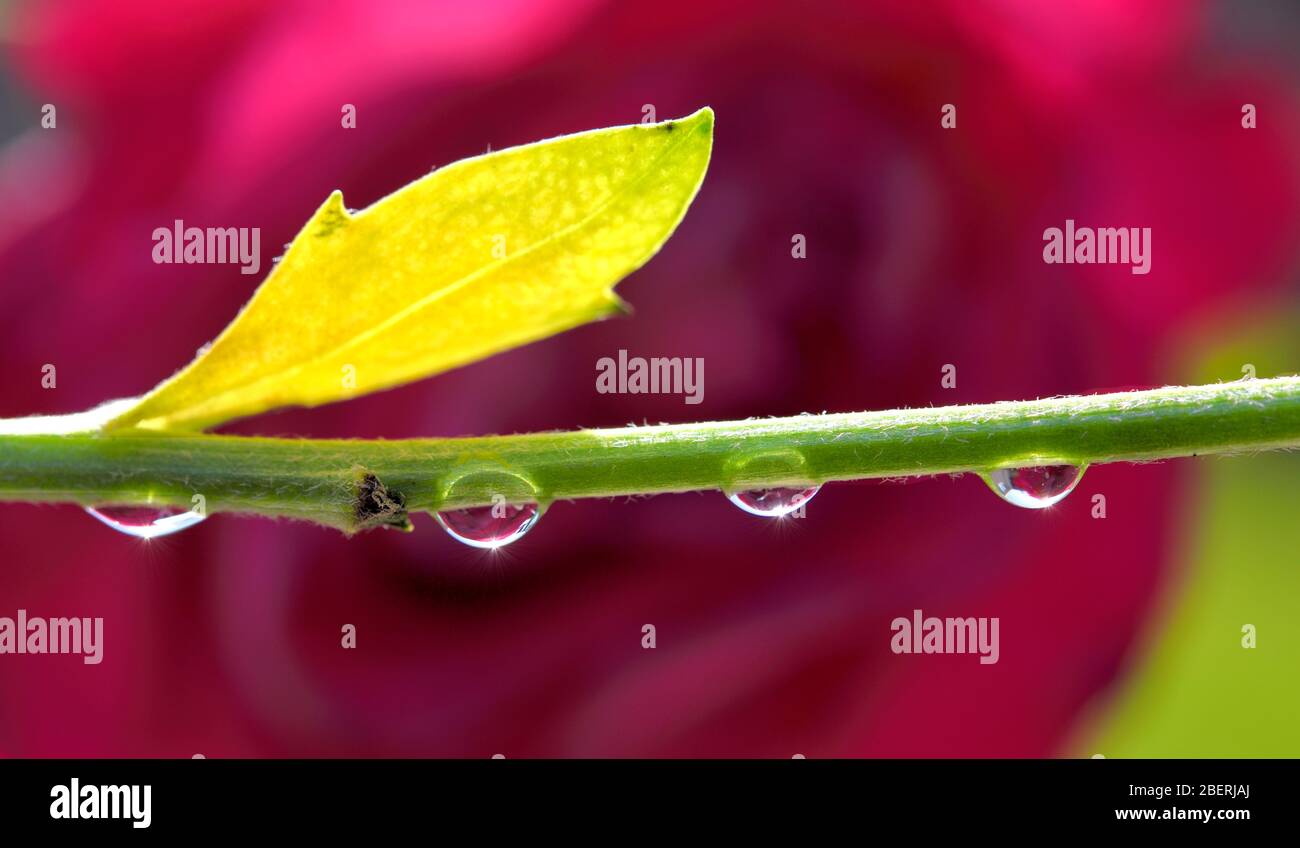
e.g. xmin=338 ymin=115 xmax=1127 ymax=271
xmin=1082 ymin=310 xmax=1300 ymax=756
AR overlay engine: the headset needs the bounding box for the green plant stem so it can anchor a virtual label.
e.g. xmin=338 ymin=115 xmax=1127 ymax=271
xmin=2 ymin=377 xmax=1299 ymax=533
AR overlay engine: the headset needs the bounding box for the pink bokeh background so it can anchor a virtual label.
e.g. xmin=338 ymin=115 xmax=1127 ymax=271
xmin=0 ymin=0 xmax=1297 ymax=756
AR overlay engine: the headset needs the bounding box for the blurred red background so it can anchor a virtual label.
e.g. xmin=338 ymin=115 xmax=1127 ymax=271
xmin=0 ymin=0 xmax=1297 ymax=756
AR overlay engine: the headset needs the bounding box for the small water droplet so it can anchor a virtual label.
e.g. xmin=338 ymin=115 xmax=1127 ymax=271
xmin=435 ymin=502 xmax=541 ymax=549
xmin=983 ymin=463 xmax=1085 ymax=509
xmin=727 ymin=486 xmax=820 ymax=517
xmin=85 ymin=505 xmax=206 ymax=539
xmin=434 ymin=469 xmax=544 ymax=549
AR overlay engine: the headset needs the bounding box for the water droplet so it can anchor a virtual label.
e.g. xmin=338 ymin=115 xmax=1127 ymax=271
xmin=722 ymin=449 xmax=820 ymax=518
xmin=983 ymin=463 xmax=1085 ymax=509
xmin=435 ymin=502 xmax=541 ymax=549
xmin=727 ymin=486 xmax=820 ymax=517
xmin=85 ymin=505 xmax=206 ymax=539
xmin=434 ymin=469 xmax=544 ymax=549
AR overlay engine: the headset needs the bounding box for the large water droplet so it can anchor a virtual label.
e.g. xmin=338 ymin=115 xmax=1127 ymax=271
xmin=727 ymin=486 xmax=820 ymax=518
xmin=435 ymin=503 xmax=541 ymax=549
xmin=85 ymin=505 xmax=207 ymax=539
xmin=983 ymin=464 xmax=1085 ymax=509
xmin=722 ymin=449 xmax=820 ymax=518
xmin=434 ymin=469 xmax=544 ymax=549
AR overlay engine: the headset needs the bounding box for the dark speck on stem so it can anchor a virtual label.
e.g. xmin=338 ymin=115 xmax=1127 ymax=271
xmin=355 ymin=472 xmax=409 ymax=530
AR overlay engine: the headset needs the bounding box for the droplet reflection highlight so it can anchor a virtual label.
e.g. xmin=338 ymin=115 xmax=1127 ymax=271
xmin=86 ymin=505 xmax=207 ymax=539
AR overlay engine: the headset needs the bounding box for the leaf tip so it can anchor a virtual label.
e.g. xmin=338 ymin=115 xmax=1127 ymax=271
xmin=658 ymin=106 xmax=714 ymax=138
xmin=309 ymin=189 xmax=353 ymax=238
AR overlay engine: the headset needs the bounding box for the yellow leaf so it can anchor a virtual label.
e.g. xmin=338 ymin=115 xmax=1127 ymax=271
xmin=110 ymin=108 xmax=714 ymax=431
